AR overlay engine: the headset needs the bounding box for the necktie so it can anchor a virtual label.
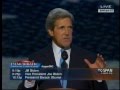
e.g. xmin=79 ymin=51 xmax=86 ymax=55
xmin=61 ymin=50 xmax=68 ymax=68
xmin=60 ymin=50 xmax=68 ymax=88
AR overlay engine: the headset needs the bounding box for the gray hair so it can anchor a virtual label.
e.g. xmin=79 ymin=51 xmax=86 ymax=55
xmin=45 ymin=8 xmax=74 ymax=30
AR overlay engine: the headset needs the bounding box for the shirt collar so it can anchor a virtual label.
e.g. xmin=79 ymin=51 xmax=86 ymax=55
xmin=52 ymin=41 xmax=71 ymax=53
xmin=52 ymin=41 xmax=71 ymax=68
xmin=52 ymin=41 xmax=61 ymax=55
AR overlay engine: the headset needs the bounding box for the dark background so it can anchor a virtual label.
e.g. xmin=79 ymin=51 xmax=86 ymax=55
xmin=2 ymin=0 xmax=119 ymax=60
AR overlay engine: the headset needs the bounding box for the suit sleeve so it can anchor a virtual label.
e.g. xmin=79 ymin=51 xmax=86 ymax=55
xmin=92 ymin=80 xmax=108 ymax=90
xmin=17 ymin=52 xmax=45 ymax=90
xmin=85 ymin=50 xmax=108 ymax=90
xmin=17 ymin=54 xmax=36 ymax=90
xmin=17 ymin=80 xmax=37 ymax=90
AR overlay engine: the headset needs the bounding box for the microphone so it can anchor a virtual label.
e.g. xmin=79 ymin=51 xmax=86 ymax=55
xmin=61 ymin=50 xmax=68 ymax=60
xmin=61 ymin=50 xmax=68 ymax=68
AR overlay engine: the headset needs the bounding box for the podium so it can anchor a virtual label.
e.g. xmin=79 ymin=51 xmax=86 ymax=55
xmin=45 ymin=88 xmax=76 ymax=90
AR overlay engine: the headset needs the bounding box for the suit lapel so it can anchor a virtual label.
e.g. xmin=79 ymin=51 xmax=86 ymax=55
xmin=68 ymin=46 xmax=86 ymax=88
xmin=43 ymin=44 xmax=57 ymax=68
xmin=44 ymin=44 xmax=63 ymax=87
xmin=69 ymin=46 xmax=78 ymax=68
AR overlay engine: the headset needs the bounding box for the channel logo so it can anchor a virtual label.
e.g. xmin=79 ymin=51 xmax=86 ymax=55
xmin=98 ymin=4 xmax=114 ymax=13
xmin=97 ymin=68 xmax=113 ymax=74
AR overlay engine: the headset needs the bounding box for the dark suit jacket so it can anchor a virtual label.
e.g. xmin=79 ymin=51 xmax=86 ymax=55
xmin=18 ymin=44 xmax=108 ymax=90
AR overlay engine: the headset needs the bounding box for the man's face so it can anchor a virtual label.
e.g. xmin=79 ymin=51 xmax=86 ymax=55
xmin=48 ymin=17 xmax=73 ymax=48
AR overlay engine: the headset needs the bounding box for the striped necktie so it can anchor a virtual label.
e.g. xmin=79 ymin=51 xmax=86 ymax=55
xmin=60 ymin=50 xmax=68 ymax=88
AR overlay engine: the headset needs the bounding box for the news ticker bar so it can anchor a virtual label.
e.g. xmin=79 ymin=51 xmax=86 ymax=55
xmin=10 ymin=68 xmax=119 ymax=80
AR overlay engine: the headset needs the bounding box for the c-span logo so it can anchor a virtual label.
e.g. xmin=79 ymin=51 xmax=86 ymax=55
xmin=98 ymin=4 xmax=114 ymax=13
xmin=97 ymin=68 xmax=113 ymax=74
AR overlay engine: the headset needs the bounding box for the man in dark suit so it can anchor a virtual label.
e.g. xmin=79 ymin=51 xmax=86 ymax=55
xmin=18 ymin=8 xmax=108 ymax=90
